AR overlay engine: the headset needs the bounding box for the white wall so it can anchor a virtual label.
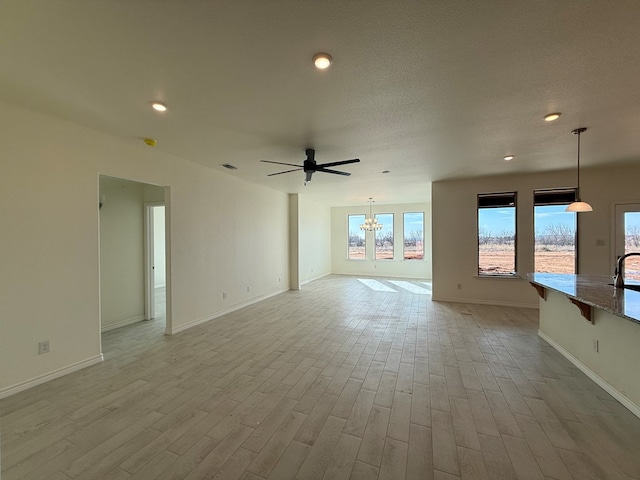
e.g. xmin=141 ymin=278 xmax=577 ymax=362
xmin=99 ymin=176 xmax=145 ymax=331
xmin=331 ymin=202 xmax=432 ymax=279
xmin=432 ymin=163 xmax=640 ymax=307
xmin=0 ymin=99 xmax=289 ymax=395
xmin=299 ymin=197 xmax=332 ymax=285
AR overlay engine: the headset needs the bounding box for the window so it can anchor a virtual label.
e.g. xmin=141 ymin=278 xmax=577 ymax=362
xmin=348 ymin=214 xmax=366 ymax=259
xmin=403 ymin=212 xmax=424 ymax=260
xmin=374 ymin=213 xmax=394 ymax=260
xmin=534 ymin=189 xmax=577 ymax=274
xmin=478 ymin=192 xmax=516 ymax=275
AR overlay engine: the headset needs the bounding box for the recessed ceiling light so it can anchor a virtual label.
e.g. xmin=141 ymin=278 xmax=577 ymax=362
xmin=221 ymin=163 xmax=238 ymax=170
xmin=544 ymin=112 xmax=561 ymax=122
xmin=503 ymin=155 xmax=515 ymax=161
xmin=151 ymin=102 xmax=168 ymax=112
xmin=313 ymin=53 xmax=333 ymax=70
xmin=382 ymin=170 xmax=390 ymax=174
xmin=144 ymin=138 xmax=157 ymax=147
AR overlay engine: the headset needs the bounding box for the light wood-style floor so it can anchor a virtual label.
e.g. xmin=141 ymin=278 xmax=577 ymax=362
xmin=3 ymin=275 xmax=640 ymax=480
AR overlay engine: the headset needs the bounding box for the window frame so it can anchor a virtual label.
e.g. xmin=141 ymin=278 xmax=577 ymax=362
xmin=533 ymin=188 xmax=578 ymax=274
xmin=374 ymin=213 xmax=394 ymax=260
xmin=477 ymin=192 xmax=517 ymax=276
xmin=403 ymin=212 xmax=425 ymax=261
xmin=347 ymin=214 xmax=367 ymax=260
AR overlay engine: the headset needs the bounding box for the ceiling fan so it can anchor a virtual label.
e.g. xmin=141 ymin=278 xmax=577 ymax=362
xmin=261 ymin=148 xmax=360 ymax=184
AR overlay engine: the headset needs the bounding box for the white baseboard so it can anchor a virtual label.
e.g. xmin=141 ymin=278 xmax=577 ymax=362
xmin=169 ymin=288 xmax=289 ymax=335
xmin=432 ymin=295 xmax=538 ymax=309
xmin=538 ymin=330 xmax=640 ymax=419
xmin=0 ymin=354 xmax=104 ymax=399
xmin=101 ymin=315 xmax=145 ymax=332
xmin=301 ymin=272 xmax=330 ymax=286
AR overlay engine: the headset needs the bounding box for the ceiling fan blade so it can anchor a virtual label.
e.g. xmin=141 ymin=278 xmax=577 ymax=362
xmin=317 ymin=167 xmax=351 ymax=176
xmin=267 ymin=168 xmax=303 ymax=176
xmin=316 ymin=158 xmax=360 ymax=168
xmin=261 ymin=160 xmax=303 ymax=168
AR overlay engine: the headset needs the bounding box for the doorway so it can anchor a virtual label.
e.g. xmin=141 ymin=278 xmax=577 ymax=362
xmin=145 ymin=204 xmax=166 ymax=321
xmin=98 ymin=176 xmax=170 ymax=347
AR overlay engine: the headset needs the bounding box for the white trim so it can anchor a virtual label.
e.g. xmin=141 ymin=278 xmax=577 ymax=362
xmin=0 ymin=355 xmax=104 ymax=399
xmin=101 ymin=315 xmax=145 ymax=332
xmin=301 ymin=272 xmax=331 ymax=286
xmin=168 ymin=288 xmax=289 ymax=335
xmin=538 ymin=330 xmax=640 ymax=419
xmin=432 ymin=295 xmax=538 ymax=309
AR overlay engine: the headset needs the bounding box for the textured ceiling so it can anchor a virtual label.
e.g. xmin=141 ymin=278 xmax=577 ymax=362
xmin=2 ymin=1 xmax=640 ymax=206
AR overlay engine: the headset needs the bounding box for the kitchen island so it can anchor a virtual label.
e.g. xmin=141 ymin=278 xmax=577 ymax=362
xmin=526 ymin=273 xmax=640 ymax=418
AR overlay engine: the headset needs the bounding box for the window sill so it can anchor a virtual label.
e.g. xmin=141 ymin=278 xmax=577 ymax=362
xmin=475 ymin=274 xmax=519 ymax=279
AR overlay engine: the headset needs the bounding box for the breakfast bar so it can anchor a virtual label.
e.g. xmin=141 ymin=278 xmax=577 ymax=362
xmin=526 ymin=273 xmax=640 ymax=417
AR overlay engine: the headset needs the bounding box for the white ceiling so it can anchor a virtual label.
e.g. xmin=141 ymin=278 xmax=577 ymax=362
xmin=2 ymin=1 xmax=640 ymax=206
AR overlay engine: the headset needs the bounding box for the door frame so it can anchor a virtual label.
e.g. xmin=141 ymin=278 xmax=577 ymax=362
xmin=611 ymin=202 xmax=640 ymax=273
xmin=144 ymin=202 xmax=165 ymax=320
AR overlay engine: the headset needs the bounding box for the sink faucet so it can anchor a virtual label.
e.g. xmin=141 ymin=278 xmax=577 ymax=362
xmin=614 ymin=252 xmax=640 ymax=288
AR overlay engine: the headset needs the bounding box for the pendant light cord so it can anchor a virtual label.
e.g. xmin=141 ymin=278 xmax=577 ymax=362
xmin=572 ymin=127 xmax=587 ymax=199
xmin=576 ymin=130 xmax=581 ymax=192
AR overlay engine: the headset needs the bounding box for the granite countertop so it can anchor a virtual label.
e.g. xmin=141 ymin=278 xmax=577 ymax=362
xmin=524 ymin=273 xmax=640 ymax=325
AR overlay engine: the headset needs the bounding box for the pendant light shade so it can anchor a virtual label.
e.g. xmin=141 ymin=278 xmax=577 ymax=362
xmin=565 ymin=201 xmax=593 ymax=212
xmin=565 ymin=127 xmax=592 ymax=213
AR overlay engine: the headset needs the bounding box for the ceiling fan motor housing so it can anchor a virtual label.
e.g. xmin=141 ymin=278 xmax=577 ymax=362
xmin=304 ymin=149 xmax=316 ymax=172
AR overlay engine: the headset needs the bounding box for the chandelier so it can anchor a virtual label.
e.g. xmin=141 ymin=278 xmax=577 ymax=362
xmin=360 ymin=198 xmax=383 ymax=231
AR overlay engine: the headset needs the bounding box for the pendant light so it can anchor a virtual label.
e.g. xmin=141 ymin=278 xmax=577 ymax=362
xmin=360 ymin=198 xmax=383 ymax=231
xmin=565 ymin=127 xmax=593 ymax=212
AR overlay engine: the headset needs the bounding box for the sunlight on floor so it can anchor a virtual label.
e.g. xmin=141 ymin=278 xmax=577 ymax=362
xmin=357 ymin=278 xmax=432 ymax=295
xmin=388 ymin=280 xmax=431 ymax=295
xmin=357 ymin=278 xmax=397 ymax=292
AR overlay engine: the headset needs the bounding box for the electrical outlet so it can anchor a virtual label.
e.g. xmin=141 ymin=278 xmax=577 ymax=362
xmin=457 ymin=283 xmax=462 ymax=290
xmin=39 ymin=340 xmax=50 ymax=355
xmin=247 ymin=286 xmax=250 ymax=292
xmin=278 ymin=277 xmax=281 ymax=283
xmin=222 ymin=292 xmax=227 ymax=299
xmin=593 ymin=338 xmax=599 ymax=352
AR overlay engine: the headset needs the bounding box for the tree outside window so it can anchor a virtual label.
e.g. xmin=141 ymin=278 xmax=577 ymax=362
xmin=375 ymin=213 xmax=394 ymax=260
xmin=478 ymin=193 xmax=516 ymax=275
xmin=348 ymin=214 xmax=366 ymax=259
xmin=403 ymin=212 xmax=424 ymax=260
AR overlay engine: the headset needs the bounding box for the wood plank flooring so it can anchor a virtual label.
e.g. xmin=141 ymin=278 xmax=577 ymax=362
xmin=3 ymin=275 xmax=640 ymax=479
